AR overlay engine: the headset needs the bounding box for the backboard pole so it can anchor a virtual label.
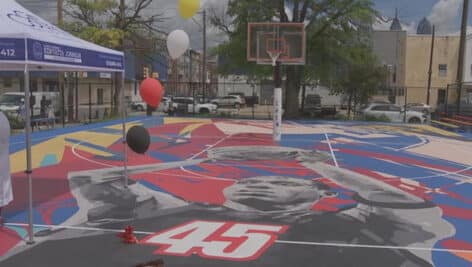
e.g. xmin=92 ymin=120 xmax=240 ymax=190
xmin=273 ymin=61 xmax=282 ymax=142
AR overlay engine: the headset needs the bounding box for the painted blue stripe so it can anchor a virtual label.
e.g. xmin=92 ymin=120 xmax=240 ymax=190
xmin=147 ymin=151 xmax=183 ymax=162
xmin=9 ymin=116 xmax=149 ymax=153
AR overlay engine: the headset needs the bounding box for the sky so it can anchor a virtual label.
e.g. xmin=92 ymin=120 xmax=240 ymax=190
xmin=15 ymin=0 xmax=472 ymax=49
xmin=373 ymin=0 xmax=470 ymax=34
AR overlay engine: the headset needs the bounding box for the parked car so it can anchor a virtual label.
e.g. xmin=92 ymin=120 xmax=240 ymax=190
xmin=303 ymin=94 xmax=322 ymax=116
xmin=0 ymin=91 xmax=59 ymax=117
xmin=131 ymin=97 xmax=176 ymax=113
xmin=211 ymin=95 xmax=245 ymax=108
xmin=229 ymin=92 xmax=259 ymax=107
xmin=131 ymin=101 xmax=146 ymax=111
xmin=361 ymin=103 xmax=428 ymax=124
xmin=172 ymin=97 xmax=217 ymax=114
xmin=406 ymin=103 xmax=432 ymax=114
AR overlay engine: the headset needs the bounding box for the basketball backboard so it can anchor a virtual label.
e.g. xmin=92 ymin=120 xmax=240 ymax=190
xmin=247 ymin=22 xmax=306 ymax=66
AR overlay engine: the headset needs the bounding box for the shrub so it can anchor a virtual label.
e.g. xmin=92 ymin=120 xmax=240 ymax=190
xmin=363 ymin=114 xmax=391 ymax=122
xmin=334 ymin=114 xmax=349 ymax=121
xmin=217 ymin=111 xmax=234 ymax=118
xmin=4 ymin=112 xmax=24 ymax=130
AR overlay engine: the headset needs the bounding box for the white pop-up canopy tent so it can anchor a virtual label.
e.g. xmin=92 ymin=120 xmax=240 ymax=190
xmin=0 ymin=0 xmax=129 ymax=243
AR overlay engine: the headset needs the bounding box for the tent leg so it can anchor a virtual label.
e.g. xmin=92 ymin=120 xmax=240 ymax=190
xmin=120 ymin=72 xmax=129 ymax=188
xmin=24 ymin=65 xmax=35 ymax=245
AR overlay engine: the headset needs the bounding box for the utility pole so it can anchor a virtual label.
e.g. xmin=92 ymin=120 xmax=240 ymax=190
xmin=120 ymin=0 xmax=125 ymax=30
xmin=57 ymin=0 xmax=65 ymax=126
xmin=427 ymin=25 xmax=435 ymax=105
xmin=57 ymin=0 xmax=63 ymax=27
xmin=457 ymin=0 xmax=469 ymax=114
xmin=117 ymin=0 xmax=125 ymax=115
xmin=201 ymin=9 xmax=207 ymax=102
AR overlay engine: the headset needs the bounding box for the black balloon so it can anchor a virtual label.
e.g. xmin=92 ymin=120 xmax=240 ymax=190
xmin=126 ymin=125 xmax=150 ymax=154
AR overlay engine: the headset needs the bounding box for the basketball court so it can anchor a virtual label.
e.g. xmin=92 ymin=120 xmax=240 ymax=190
xmin=0 ymin=117 xmax=472 ymax=267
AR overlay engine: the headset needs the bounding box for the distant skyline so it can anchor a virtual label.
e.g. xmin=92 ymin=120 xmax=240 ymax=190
xmin=374 ymin=0 xmax=471 ymax=34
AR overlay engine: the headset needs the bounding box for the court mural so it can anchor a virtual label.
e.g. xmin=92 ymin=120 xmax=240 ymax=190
xmin=1 ymin=117 xmax=472 ymax=267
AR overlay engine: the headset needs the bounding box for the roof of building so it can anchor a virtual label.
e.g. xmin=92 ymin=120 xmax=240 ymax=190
xmin=390 ymin=9 xmax=402 ymax=31
xmin=417 ymin=17 xmax=433 ymax=35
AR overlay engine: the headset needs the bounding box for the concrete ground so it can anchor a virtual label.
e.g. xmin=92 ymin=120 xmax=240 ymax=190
xmin=1 ymin=117 xmax=472 ymax=267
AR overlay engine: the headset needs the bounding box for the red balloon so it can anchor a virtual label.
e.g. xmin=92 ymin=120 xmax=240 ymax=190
xmin=139 ymin=78 xmax=164 ymax=108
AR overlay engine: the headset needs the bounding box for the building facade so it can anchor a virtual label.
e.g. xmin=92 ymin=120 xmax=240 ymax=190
xmin=167 ymin=50 xmax=218 ymax=99
xmin=404 ymin=35 xmax=459 ymax=108
xmin=372 ymin=18 xmax=460 ymax=108
xmin=461 ymin=35 xmax=472 ymax=106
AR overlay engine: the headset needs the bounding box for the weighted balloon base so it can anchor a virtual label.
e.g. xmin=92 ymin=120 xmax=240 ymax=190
xmin=118 ymin=226 xmax=139 ymax=244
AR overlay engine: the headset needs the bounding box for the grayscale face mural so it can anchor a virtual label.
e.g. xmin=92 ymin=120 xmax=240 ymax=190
xmin=2 ymin=119 xmax=469 ymax=267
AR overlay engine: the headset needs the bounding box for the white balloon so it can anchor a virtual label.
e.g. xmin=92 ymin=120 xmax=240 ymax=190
xmin=167 ymin=30 xmax=190 ymax=59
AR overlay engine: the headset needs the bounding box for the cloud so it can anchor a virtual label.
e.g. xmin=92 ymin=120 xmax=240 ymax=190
xmin=144 ymin=0 xmax=229 ymax=50
xmin=17 ymin=0 xmax=57 ymax=22
xmin=428 ymin=0 xmax=462 ymax=34
xmin=17 ymin=0 xmax=228 ymax=51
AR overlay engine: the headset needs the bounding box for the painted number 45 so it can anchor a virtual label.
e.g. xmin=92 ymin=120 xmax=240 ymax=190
xmin=142 ymin=221 xmax=288 ymax=261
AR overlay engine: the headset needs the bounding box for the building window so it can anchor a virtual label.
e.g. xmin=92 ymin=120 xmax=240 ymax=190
xmin=439 ymin=64 xmax=447 ymax=77
xmin=3 ymin=78 xmax=12 ymax=88
xmin=31 ymin=80 xmax=39 ymax=92
xmin=97 ymin=88 xmax=104 ymax=105
xmin=43 ymin=80 xmax=58 ymax=92
xmin=392 ymin=66 xmax=397 ymax=83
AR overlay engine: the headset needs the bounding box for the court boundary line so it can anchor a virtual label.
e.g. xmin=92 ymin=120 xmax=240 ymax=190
xmin=324 ymin=133 xmax=339 ymax=167
xmin=5 ymin=222 xmax=472 ymax=254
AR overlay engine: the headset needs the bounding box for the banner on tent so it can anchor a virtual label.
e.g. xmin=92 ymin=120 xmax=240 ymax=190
xmin=0 ymin=38 xmax=124 ymax=70
xmin=26 ymin=39 xmax=124 ymax=70
xmin=0 ymin=38 xmax=25 ymax=60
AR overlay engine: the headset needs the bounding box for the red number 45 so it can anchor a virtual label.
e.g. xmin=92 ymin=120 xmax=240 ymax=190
xmin=142 ymin=220 xmax=288 ymax=261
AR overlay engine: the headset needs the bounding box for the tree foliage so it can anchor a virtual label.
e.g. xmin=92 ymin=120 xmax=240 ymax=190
xmin=210 ymin=0 xmax=384 ymax=118
xmin=332 ymin=45 xmax=387 ymax=117
xmin=63 ymin=0 xmax=167 ymax=115
xmin=63 ymin=0 xmax=166 ymax=49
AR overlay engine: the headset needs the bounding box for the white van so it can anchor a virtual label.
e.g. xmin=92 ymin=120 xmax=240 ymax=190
xmin=0 ymin=92 xmax=60 ymax=117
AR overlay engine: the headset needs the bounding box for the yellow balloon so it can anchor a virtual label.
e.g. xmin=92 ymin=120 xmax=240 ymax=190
xmin=179 ymin=0 xmax=200 ymax=19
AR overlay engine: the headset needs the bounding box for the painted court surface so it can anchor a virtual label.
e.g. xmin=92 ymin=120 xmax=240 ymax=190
xmin=1 ymin=117 xmax=472 ymax=267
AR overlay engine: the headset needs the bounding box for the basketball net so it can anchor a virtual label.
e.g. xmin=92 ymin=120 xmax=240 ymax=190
xmin=267 ymin=50 xmax=282 ymax=66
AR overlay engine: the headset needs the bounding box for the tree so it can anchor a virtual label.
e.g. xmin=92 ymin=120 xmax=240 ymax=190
xmin=63 ymin=0 xmax=167 ymax=115
xmin=331 ymin=45 xmax=387 ymax=118
xmin=210 ymin=0 xmax=379 ymax=118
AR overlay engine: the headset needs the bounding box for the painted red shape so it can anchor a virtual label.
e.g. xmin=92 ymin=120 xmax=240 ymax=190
xmin=138 ymin=172 xmax=233 ymax=205
xmin=312 ymin=202 xmax=339 ymax=212
xmin=439 ymin=205 xmax=472 ymax=220
xmin=441 ymin=239 xmax=472 ymax=262
xmin=442 ymin=239 xmax=472 ymax=250
xmin=0 ymin=227 xmax=22 ymax=256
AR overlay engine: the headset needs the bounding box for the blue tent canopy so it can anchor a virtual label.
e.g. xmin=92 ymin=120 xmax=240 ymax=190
xmin=0 ymin=0 xmax=128 ymax=245
xmin=0 ymin=0 xmax=124 ymax=72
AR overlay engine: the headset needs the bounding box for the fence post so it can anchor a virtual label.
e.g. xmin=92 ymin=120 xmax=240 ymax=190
xmin=404 ymin=87 xmax=408 ymax=123
xmin=445 ymin=84 xmax=449 ymax=117
xmin=88 ymin=83 xmax=92 ymax=124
